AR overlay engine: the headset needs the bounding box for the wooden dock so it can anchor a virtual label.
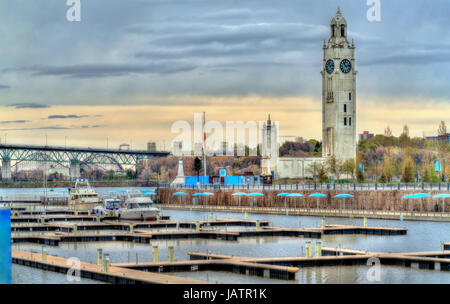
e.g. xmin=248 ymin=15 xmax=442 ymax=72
xmin=12 ymin=250 xmax=208 ymax=284
xmin=113 ymin=258 xmax=299 ymax=280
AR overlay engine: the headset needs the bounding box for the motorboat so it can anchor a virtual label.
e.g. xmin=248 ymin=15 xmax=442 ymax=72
xmin=118 ymin=190 xmax=160 ymax=221
xmin=68 ymin=179 xmax=102 ymax=211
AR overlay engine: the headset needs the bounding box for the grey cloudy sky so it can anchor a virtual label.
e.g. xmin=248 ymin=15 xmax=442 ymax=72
xmin=0 ymin=0 xmax=448 ymax=147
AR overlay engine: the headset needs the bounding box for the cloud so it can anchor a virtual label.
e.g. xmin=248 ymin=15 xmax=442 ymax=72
xmin=0 ymin=85 xmax=10 ymax=89
xmin=0 ymin=126 xmax=70 ymax=131
xmin=6 ymin=103 xmax=50 ymax=109
xmin=20 ymin=63 xmax=197 ymax=79
xmin=46 ymin=115 xmax=89 ymax=119
xmin=0 ymin=120 xmax=30 ymax=124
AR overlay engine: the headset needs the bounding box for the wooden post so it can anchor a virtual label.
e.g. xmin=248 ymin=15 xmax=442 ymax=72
xmin=129 ymin=224 xmax=134 ymax=234
xmin=196 ymin=221 xmax=201 ymax=232
xmin=321 ymin=218 xmax=326 ymax=229
xmin=97 ymin=248 xmax=103 ymax=266
xmin=153 ymin=246 xmax=159 ymax=262
xmin=42 ymin=248 xmax=47 ymax=261
xmin=103 ymin=254 xmax=110 ymax=272
xmin=244 ymin=212 xmax=248 ymax=220
xmin=168 ymin=246 xmax=174 ymax=263
xmin=306 ymin=241 xmax=311 ymax=258
xmin=256 ymin=220 xmax=260 ymax=231
xmin=363 ymin=217 xmax=367 ymax=228
xmin=315 ymin=241 xmax=322 ymax=257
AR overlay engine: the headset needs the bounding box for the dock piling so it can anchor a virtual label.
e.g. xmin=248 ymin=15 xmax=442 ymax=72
xmin=316 ymin=242 xmax=322 ymax=257
xmin=168 ymin=246 xmax=174 ymax=263
xmin=103 ymin=254 xmax=110 ymax=272
xmin=97 ymin=248 xmax=103 ymax=266
xmin=306 ymin=241 xmax=312 ymax=258
xmin=244 ymin=212 xmax=248 ymax=220
xmin=153 ymin=246 xmax=159 ymax=263
xmin=321 ymin=218 xmax=326 ymax=229
xmin=363 ymin=217 xmax=367 ymax=228
xmin=256 ymin=220 xmax=260 ymax=231
xmin=196 ymin=221 xmax=200 ymax=232
xmin=42 ymin=248 xmax=47 ymax=261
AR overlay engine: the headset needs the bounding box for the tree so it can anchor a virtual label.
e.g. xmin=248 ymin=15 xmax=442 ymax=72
xmin=342 ymin=158 xmax=356 ymax=181
xmin=412 ymin=152 xmax=423 ymax=182
xmin=317 ymin=164 xmax=328 ymax=183
xmin=194 ymin=157 xmax=202 ymax=182
xmin=326 ymin=155 xmax=343 ymax=181
xmin=401 ymin=158 xmax=414 ymax=183
xmin=384 ymin=126 xmax=393 ymax=137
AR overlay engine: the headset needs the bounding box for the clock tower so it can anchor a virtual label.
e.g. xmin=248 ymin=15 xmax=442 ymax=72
xmin=321 ymin=8 xmax=357 ymax=161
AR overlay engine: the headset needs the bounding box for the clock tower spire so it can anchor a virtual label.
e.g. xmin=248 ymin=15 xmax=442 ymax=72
xmin=321 ymin=8 xmax=357 ymax=161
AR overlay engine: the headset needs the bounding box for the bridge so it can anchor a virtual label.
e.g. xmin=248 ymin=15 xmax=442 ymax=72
xmin=0 ymin=144 xmax=170 ymax=181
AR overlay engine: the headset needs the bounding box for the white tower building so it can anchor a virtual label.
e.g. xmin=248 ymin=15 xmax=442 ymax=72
xmin=321 ymin=8 xmax=357 ymax=160
xmin=260 ymin=114 xmax=279 ymax=176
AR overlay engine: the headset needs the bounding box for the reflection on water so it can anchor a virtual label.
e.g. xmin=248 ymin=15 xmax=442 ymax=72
xmin=11 ymin=208 xmax=450 ymax=284
xmin=12 ymin=264 xmax=103 ymax=284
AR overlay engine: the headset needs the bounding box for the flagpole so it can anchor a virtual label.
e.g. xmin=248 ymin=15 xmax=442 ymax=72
xmin=203 ymin=112 xmax=207 ymax=179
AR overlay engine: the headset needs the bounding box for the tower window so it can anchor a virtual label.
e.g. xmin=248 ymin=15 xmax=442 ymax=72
xmin=344 ymin=117 xmax=347 ymax=126
xmin=349 ymin=117 xmax=352 ymax=126
xmin=349 ymin=92 xmax=352 ymax=100
xmin=344 ymin=104 xmax=347 ymax=113
xmin=341 ymin=25 xmax=345 ymax=37
xmin=332 ymin=25 xmax=336 ymax=37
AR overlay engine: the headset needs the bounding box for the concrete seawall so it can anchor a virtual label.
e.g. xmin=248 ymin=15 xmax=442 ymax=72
xmin=158 ymin=188 xmax=448 ymax=213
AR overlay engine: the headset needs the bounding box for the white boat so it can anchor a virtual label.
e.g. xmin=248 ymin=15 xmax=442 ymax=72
xmin=118 ymin=191 xmax=160 ymax=221
xmin=68 ymin=179 xmax=102 ymax=211
xmin=92 ymin=198 xmax=122 ymax=216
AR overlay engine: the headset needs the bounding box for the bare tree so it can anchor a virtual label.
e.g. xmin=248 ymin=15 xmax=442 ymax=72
xmin=384 ymin=126 xmax=393 ymax=137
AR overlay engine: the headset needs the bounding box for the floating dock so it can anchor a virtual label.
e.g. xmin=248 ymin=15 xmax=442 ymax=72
xmin=12 ymin=250 xmax=208 ymax=284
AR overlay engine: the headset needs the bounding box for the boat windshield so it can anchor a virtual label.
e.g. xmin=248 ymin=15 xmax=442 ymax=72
xmin=128 ymin=202 xmax=153 ymax=209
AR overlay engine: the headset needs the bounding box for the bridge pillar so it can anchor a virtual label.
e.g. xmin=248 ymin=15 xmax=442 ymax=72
xmin=69 ymin=161 xmax=81 ymax=180
xmin=1 ymin=160 xmax=11 ymax=182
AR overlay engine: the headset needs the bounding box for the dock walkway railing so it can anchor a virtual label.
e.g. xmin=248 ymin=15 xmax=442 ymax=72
xmin=157 ymin=182 xmax=450 ymax=191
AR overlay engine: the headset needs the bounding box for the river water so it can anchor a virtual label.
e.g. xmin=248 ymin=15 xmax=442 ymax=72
xmin=7 ymin=187 xmax=450 ymax=284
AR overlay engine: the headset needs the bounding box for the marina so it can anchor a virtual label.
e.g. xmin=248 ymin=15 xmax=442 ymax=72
xmin=7 ymin=199 xmax=450 ymax=284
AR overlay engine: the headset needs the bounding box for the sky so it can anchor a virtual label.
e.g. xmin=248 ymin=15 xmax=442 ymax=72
xmin=0 ymin=0 xmax=449 ymax=150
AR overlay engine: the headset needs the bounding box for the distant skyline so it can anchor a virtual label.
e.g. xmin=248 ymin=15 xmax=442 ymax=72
xmin=1 ymin=0 xmax=449 ymax=149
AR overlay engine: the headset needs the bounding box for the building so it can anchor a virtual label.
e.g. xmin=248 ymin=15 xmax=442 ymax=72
xmin=147 ymin=142 xmax=157 ymax=152
xmin=262 ymin=9 xmax=356 ymax=179
xmin=119 ymin=144 xmax=130 ymax=151
xmin=359 ymin=131 xmax=374 ymax=141
xmin=260 ymin=114 xmax=279 ymax=177
xmin=426 ymin=133 xmax=450 ymax=145
xmin=322 ymin=8 xmax=357 ymax=160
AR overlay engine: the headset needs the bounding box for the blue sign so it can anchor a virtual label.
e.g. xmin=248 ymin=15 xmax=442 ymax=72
xmin=359 ymin=163 xmax=364 ymax=172
xmin=435 ymin=161 xmax=441 ymax=172
xmin=219 ymin=169 xmax=227 ymax=177
xmin=0 ymin=207 xmax=11 ymax=284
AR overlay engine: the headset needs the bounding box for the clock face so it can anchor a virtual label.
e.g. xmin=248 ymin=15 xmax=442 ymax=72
xmin=325 ymin=59 xmax=334 ymax=74
xmin=340 ymin=59 xmax=352 ymax=73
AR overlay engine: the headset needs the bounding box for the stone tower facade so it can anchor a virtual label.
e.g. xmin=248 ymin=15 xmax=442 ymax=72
xmin=321 ymin=8 xmax=357 ymax=160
